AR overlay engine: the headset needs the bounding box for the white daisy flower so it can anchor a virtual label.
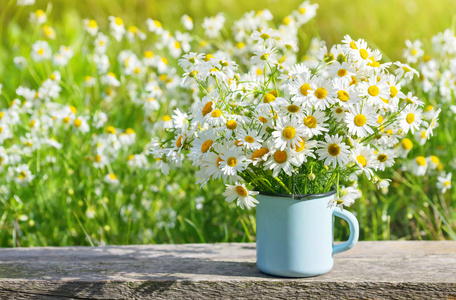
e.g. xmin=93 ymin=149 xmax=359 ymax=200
xmin=345 ymin=103 xmax=377 ymax=138
xmin=398 ymin=104 xmax=422 ymax=134
xmin=236 ymin=129 xmax=263 ymax=151
xmin=272 ymin=118 xmax=307 ymax=150
xmin=308 ymin=77 xmax=336 ymax=110
xmin=316 ymin=134 xmax=350 ymax=168
xmin=303 ymin=109 xmax=329 ymax=137
xmin=264 ymin=148 xmax=299 ymax=177
xmin=437 ymin=173 xmax=452 ymax=194
xmin=223 ymin=183 xmax=259 ymax=209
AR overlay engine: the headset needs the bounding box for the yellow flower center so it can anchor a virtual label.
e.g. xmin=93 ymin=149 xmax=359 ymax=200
xmin=114 ymin=17 xmax=123 ymax=26
xmin=260 ymin=53 xmax=270 ymax=61
xmin=252 ymin=148 xmax=269 ymax=160
xmin=273 ymin=150 xmax=288 ymax=163
xmin=202 ymin=101 xmax=213 ymax=116
xmin=94 ymin=154 xmax=102 ymax=162
xmin=263 ymin=93 xmax=276 ymax=103
xmin=260 ymin=33 xmax=270 ymax=39
xmin=226 ymin=156 xmax=238 ymax=167
xmin=304 ymin=115 xmax=317 ymax=128
xmin=144 ymin=51 xmax=154 ymax=58
xmin=162 ymin=115 xmax=171 ymax=121
xmin=377 ymin=154 xmax=388 ymax=163
xmin=406 ymin=113 xmax=415 ymax=124
xmin=211 ymin=110 xmax=222 ymax=118
xmin=411 ymin=49 xmax=417 ymax=56
xmin=287 ymin=105 xmax=300 ymax=113
xmin=337 ymin=90 xmax=349 ymax=102
xmin=356 ymin=155 xmax=367 ymax=167
xmin=226 ymin=120 xmax=237 ymax=130
xmin=63 ymin=117 xmax=70 ymax=124
xmin=337 ymin=69 xmax=348 ymax=77
xmin=258 ymin=116 xmax=268 ymax=123
xmin=201 ymin=140 xmax=213 ymax=153
xmin=328 ymin=144 xmax=340 ymax=156
xmin=350 ymin=76 xmax=357 ymax=86
xmin=368 ymin=85 xmax=379 ymax=96
xmin=401 ymin=138 xmax=413 ymax=150
xmin=444 ymin=181 xmax=451 ymax=187
xmin=335 ymin=107 xmax=344 ymax=114
xmin=430 ymin=155 xmax=439 ymax=164
xmin=350 ymin=41 xmax=357 ymax=49
xmin=300 ymin=83 xmax=312 ymax=96
xmin=298 ymin=7 xmax=306 ymax=14
xmin=354 ymin=114 xmax=367 ymax=126
xmin=294 ymin=139 xmax=306 ymax=152
xmin=106 ymin=126 xmax=116 ymax=134
xmin=88 ymin=20 xmax=97 ymax=28
xmin=282 ymin=126 xmax=296 ymax=140
xmin=390 ymin=86 xmax=398 ymax=98
xmin=176 ymin=136 xmax=183 ymax=148
xmin=245 ymin=136 xmax=255 ymax=143
xmin=359 ymin=49 xmax=368 ymax=60
xmin=236 ymin=186 xmax=248 ymax=197
xmin=74 ymin=118 xmax=82 ymax=127
xmin=416 ymin=156 xmax=426 ymax=166
xmin=314 ymin=87 xmax=327 ymax=99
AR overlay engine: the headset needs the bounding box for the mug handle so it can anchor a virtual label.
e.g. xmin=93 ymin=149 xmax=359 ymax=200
xmin=333 ymin=208 xmax=359 ymax=255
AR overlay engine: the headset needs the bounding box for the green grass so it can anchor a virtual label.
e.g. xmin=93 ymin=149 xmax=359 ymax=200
xmin=0 ymin=0 xmax=455 ymax=247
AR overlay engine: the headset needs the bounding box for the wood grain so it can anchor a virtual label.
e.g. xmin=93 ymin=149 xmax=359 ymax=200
xmin=0 ymin=241 xmax=455 ymax=299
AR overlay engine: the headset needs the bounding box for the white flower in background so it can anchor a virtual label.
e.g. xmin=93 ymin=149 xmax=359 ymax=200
xmin=108 ymin=16 xmax=126 ymax=41
xmin=403 ymin=39 xmax=424 ymax=63
xmin=14 ymin=56 xmax=27 ymax=69
xmin=202 ymin=13 xmax=225 ymax=38
xmin=13 ymin=164 xmax=35 ymax=185
xmin=223 ymin=183 xmax=259 ymax=210
xmin=83 ymin=19 xmax=99 ymax=36
xmin=181 ymin=15 xmax=193 ymax=30
xmin=17 ymin=0 xmax=35 ymax=6
xmin=411 ymin=156 xmax=428 ymax=176
xmin=437 ymin=173 xmax=452 ymax=193
xmin=146 ymin=19 xmax=164 ymax=34
xmin=29 ymin=9 xmax=47 ymax=24
xmin=272 ymin=118 xmax=307 ymax=150
xmin=101 ymin=72 xmax=121 ymax=87
xmin=309 ymin=77 xmax=336 ymax=110
xmin=104 ymin=173 xmax=119 ymax=185
xmin=330 ymin=186 xmax=361 ymax=209
xmin=31 ymin=40 xmax=52 ymax=62
xmin=394 ymin=62 xmax=419 ymax=80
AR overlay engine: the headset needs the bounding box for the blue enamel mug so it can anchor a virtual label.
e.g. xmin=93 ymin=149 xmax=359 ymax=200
xmin=255 ymin=191 xmax=359 ymax=277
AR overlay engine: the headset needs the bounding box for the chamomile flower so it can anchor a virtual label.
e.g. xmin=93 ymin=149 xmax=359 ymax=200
xmin=83 ymin=19 xmax=99 ymax=36
xmin=398 ymin=104 xmax=422 ymax=134
xmin=351 ymin=145 xmax=378 ymax=179
xmin=403 ymin=39 xmax=424 ymax=64
xmin=272 ymin=118 xmax=307 ymax=150
xmin=29 ymin=9 xmax=47 ymax=24
xmin=358 ymin=76 xmax=389 ymax=106
xmin=236 ymin=129 xmax=263 ymax=151
xmin=302 ymin=109 xmax=329 ymax=137
xmin=345 ymin=103 xmax=377 ymax=138
xmin=411 ymin=156 xmax=428 ymax=176
xmin=108 ymin=16 xmax=126 ymax=42
xmin=31 ymin=40 xmax=51 ymax=62
xmin=181 ymin=15 xmax=193 ymax=30
xmin=308 ymin=77 xmax=336 ymax=110
xmin=104 ymin=173 xmax=120 ymax=186
xmin=394 ymin=62 xmax=419 ymax=80
xmin=425 ymin=108 xmax=440 ymax=139
xmin=223 ymin=183 xmax=259 ymax=209
xmin=437 ymin=173 xmax=452 ymax=193
xmin=251 ymin=45 xmax=278 ymax=68
xmin=264 ymin=148 xmax=298 ymax=177
xmin=288 ymin=72 xmax=313 ymax=107
xmin=332 ymin=77 xmax=360 ymax=108
xmin=375 ymin=148 xmax=396 ymax=171
xmin=219 ymin=146 xmax=248 ymax=179
xmin=316 ymin=134 xmax=350 ymax=168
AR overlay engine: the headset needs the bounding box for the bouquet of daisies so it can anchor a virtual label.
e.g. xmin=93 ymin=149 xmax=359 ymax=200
xmin=153 ymin=5 xmax=438 ymax=210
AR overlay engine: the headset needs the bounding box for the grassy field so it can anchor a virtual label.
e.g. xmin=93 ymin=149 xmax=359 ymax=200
xmin=0 ymin=0 xmax=455 ymax=247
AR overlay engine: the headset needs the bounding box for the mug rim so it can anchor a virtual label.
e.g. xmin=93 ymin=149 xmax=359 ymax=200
xmin=258 ymin=190 xmax=336 ymax=200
